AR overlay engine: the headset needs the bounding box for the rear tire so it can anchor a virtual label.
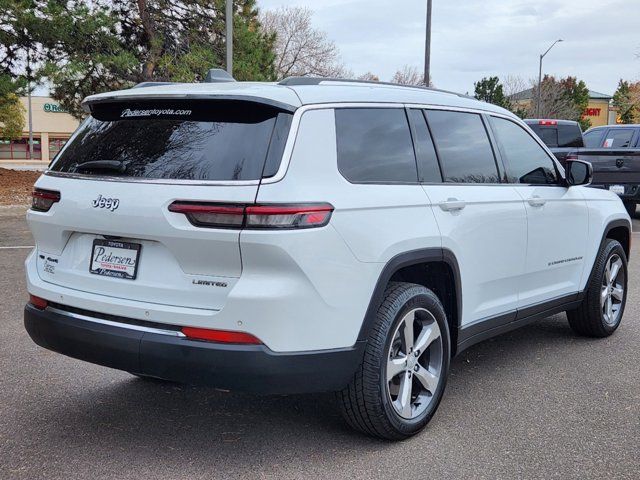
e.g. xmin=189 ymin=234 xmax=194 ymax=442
xmin=337 ymin=282 xmax=450 ymax=440
xmin=567 ymin=239 xmax=627 ymax=337
xmin=623 ymin=201 xmax=635 ymax=218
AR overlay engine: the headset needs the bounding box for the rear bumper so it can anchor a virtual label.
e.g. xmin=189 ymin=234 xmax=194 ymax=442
xmin=24 ymin=303 xmax=365 ymax=394
xmin=592 ymin=184 xmax=640 ymax=202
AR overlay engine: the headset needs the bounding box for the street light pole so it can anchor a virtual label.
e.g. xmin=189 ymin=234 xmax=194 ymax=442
xmin=536 ymin=39 xmax=563 ymax=117
xmin=424 ymin=0 xmax=432 ymax=87
xmin=226 ymin=0 xmax=233 ymax=75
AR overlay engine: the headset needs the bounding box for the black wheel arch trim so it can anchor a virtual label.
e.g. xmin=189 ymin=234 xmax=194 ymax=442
xmin=586 ymin=219 xmax=631 ymax=284
xmin=356 ymin=248 xmax=462 ymax=343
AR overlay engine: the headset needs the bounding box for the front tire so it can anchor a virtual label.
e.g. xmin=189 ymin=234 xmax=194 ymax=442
xmin=567 ymin=239 xmax=628 ymax=337
xmin=337 ymin=282 xmax=450 ymax=440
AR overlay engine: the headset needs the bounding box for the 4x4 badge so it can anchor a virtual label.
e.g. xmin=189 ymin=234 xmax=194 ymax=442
xmin=92 ymin=194 xmax=120 ymax=211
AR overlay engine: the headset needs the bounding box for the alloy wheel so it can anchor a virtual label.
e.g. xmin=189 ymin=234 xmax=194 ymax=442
xmin=601 ymin=254 xmax=625 ymax=326
xmin=386 ymin=308 xmax=443 ymax=420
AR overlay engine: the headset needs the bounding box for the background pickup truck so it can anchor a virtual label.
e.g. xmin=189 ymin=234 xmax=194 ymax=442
xmin=568 ymin=124 xmax=640 ymax=216
xmin=525 ymin=119 xmax=584 ymax=163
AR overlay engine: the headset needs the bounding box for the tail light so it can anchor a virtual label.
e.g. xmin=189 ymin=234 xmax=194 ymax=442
xmin=29 ymin=294 xmax=48 ymax=310
xmin=169 ymin=202 xmax=334 ymax=229
xmin=566 ymin=153 xmax=579 ymax=162
xmin=31 ymin=188 xmax=60 ymax=212
xmin=181 ymin=327 xmax=262 ymax=344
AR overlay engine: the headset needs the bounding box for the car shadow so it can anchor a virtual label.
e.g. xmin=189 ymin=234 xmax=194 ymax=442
xmin=30 ymin=313 xmax=599 ymax=462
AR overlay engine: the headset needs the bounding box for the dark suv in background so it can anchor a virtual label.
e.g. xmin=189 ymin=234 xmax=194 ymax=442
xmin=525 ymin=119 xmax=584 ymax=163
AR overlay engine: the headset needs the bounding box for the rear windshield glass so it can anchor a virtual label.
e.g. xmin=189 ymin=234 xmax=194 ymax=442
xmin=51 ymin=100 xmax=292 ymax=181
xmin=528 ymin=123 xmax=583 ymax=149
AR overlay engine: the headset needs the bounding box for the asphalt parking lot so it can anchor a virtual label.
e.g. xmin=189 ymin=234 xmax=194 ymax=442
xmin=1 ymin=206 xmax=639 ymax=479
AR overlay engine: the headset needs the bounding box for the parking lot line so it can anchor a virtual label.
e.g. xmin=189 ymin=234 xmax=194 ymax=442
xmin=0 ymin=245 xmax=34 ymax=250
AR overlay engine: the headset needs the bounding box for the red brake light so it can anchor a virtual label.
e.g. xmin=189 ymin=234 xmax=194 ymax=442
xmin=181 ymin=327 xmax=262 ymax=344
xmin=539 ymin=120 xmax=558 ymax=126
xmin=168 ymin=203 xmax=245 ymax=228
xmin=31 ymin=188 xmax=60 ymax=212
xmin=29 ymin=294 xmax=48 ymax=310
xmin=168 ymin=202 xmax=334 ymax=229
xmin=566 ymin=153 xmax=579 ymax=161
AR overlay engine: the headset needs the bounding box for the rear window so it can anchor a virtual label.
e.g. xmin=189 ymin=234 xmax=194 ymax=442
xmin=557 ymin=124 xmax=583 ymax=148
xmin=50 ymin=100 xmax=293 ymax=181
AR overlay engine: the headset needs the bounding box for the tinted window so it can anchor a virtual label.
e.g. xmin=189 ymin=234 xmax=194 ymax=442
xmin=603 ymin=129 xmax=634 ymax=148
xmin=409 ymin=109 xmax=441 ymax=183
xmin=491 ymin=117 xmax=558 ymax=184
xmin=528 ymin=125 xmax=558 ymax=148
xmin=336 ymin=108 xmax=418 ymax=183
xmin=583 ymin=129 xmax=603 ymax=148
xmin=557 ymin=124 xmax=583 ymax=148
xmin=425 ymin=110 xmax=499 ymax=183
xmin=51 ymin=100 xmax=291 ymax=181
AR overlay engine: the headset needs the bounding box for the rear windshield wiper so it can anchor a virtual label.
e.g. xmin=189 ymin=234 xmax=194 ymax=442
xmin=74 ymin=160 xmax=126 ymax=174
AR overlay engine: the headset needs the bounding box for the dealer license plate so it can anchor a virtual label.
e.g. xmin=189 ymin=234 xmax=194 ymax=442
xmin=90 ymin=239 xmax=141 ymax=280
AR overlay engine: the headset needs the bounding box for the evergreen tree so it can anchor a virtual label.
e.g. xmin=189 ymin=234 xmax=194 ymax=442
xmin=1 ymin=0 xmax=276 ymax=118
xmin=613 ymin=79 xmax=637 ymax=124
xmin=473 ymin=76 xmax=511 ymax=110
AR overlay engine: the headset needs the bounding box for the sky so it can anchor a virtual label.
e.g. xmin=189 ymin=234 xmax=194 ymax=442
xmin=258 ymin=0 xmax=640 ymax=96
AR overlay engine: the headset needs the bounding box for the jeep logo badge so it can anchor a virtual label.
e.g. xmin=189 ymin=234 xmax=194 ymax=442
xmin=92 ymin=194 xmax=120 ymax=211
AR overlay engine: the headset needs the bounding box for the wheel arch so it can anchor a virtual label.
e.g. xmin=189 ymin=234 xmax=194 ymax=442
xmin=357 ymin=248 xmax=462 ymax=356
xmin=585 ymin=219 xmax=631 ymax=289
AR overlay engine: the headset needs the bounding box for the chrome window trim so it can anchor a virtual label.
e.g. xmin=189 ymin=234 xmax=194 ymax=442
xmin=46 ymin=306 xmax=186 ymax=337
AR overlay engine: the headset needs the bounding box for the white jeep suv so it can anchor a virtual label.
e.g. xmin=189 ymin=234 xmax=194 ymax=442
xmin=24 ymin=74 xmax=631 ymax=440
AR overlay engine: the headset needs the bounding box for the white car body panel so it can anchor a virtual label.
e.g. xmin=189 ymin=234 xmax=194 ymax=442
xmin=25 ymin=81 xmax=632 ymax=357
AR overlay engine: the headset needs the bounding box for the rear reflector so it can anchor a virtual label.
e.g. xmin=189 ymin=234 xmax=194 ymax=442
xmin=31 ymin=188 xmax=61 ymax=212
xmin=29 ymin=294 xmax=48 ymax=310
xmin=169 ymin=202 xmax=334 ymax=229
xmin=539 ymin=120 xmax=558 ymax=126
xmin=181 ymin=327 xmax=262 ymax=344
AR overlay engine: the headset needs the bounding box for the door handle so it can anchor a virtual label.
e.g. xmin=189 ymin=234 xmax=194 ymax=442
xmin=439 ymin=198 xmax=466 ymax=212
xmin=528 ymin=195 xmax=546 ymax=207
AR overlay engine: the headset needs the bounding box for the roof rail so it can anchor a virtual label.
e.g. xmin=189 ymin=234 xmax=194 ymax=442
xmin=278 ymin=76 xmax=468 ymax=98
xmin=204 ymin=68 xmax=236 ymax=83
xmin=132 ymin=81 xmax=177 ymax=89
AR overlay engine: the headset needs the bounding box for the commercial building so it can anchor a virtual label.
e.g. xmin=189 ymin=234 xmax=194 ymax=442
xmin=512 ymin=89 xmax=614 ymax=127
xmin=0 ymin=96 xmax=80 ymax=165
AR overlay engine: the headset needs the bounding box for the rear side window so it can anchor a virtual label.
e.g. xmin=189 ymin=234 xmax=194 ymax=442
xmin=557 ymin=124 xmax=583 ymax=148
xmin=491 ymin=117 xmax=558 ymax=185
xmin=603 ymin=129 xmax=635 ymax=148
xmin=583 ymin=129 xmax=604 ymax=148
xmin=408 ymin=109 xmax=441 ymax=183
xmin=425 ymin=110 xmax=499 ymax=183
xmin=51 ymin=100 xmax=292 ymax=181
xmin=336 ymin=108 xmax=418 ymax=183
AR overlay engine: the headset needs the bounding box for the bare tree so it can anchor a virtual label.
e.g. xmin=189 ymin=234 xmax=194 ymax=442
xmin=260 ymin=6 xmax=347 ymax=79
xmin=502 ymin=75 xmax=528 ymax=102
xmin=391 ymin=65 xmax=430 ymax=87
xmin=356 ymin=72 xmax=380 ymax=82
xmin=529 ymin=76 xmax=580 ymax=120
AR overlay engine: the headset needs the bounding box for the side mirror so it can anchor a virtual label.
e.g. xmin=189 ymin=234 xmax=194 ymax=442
xmin=565 ymin=159 xmax=593 ymax=186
